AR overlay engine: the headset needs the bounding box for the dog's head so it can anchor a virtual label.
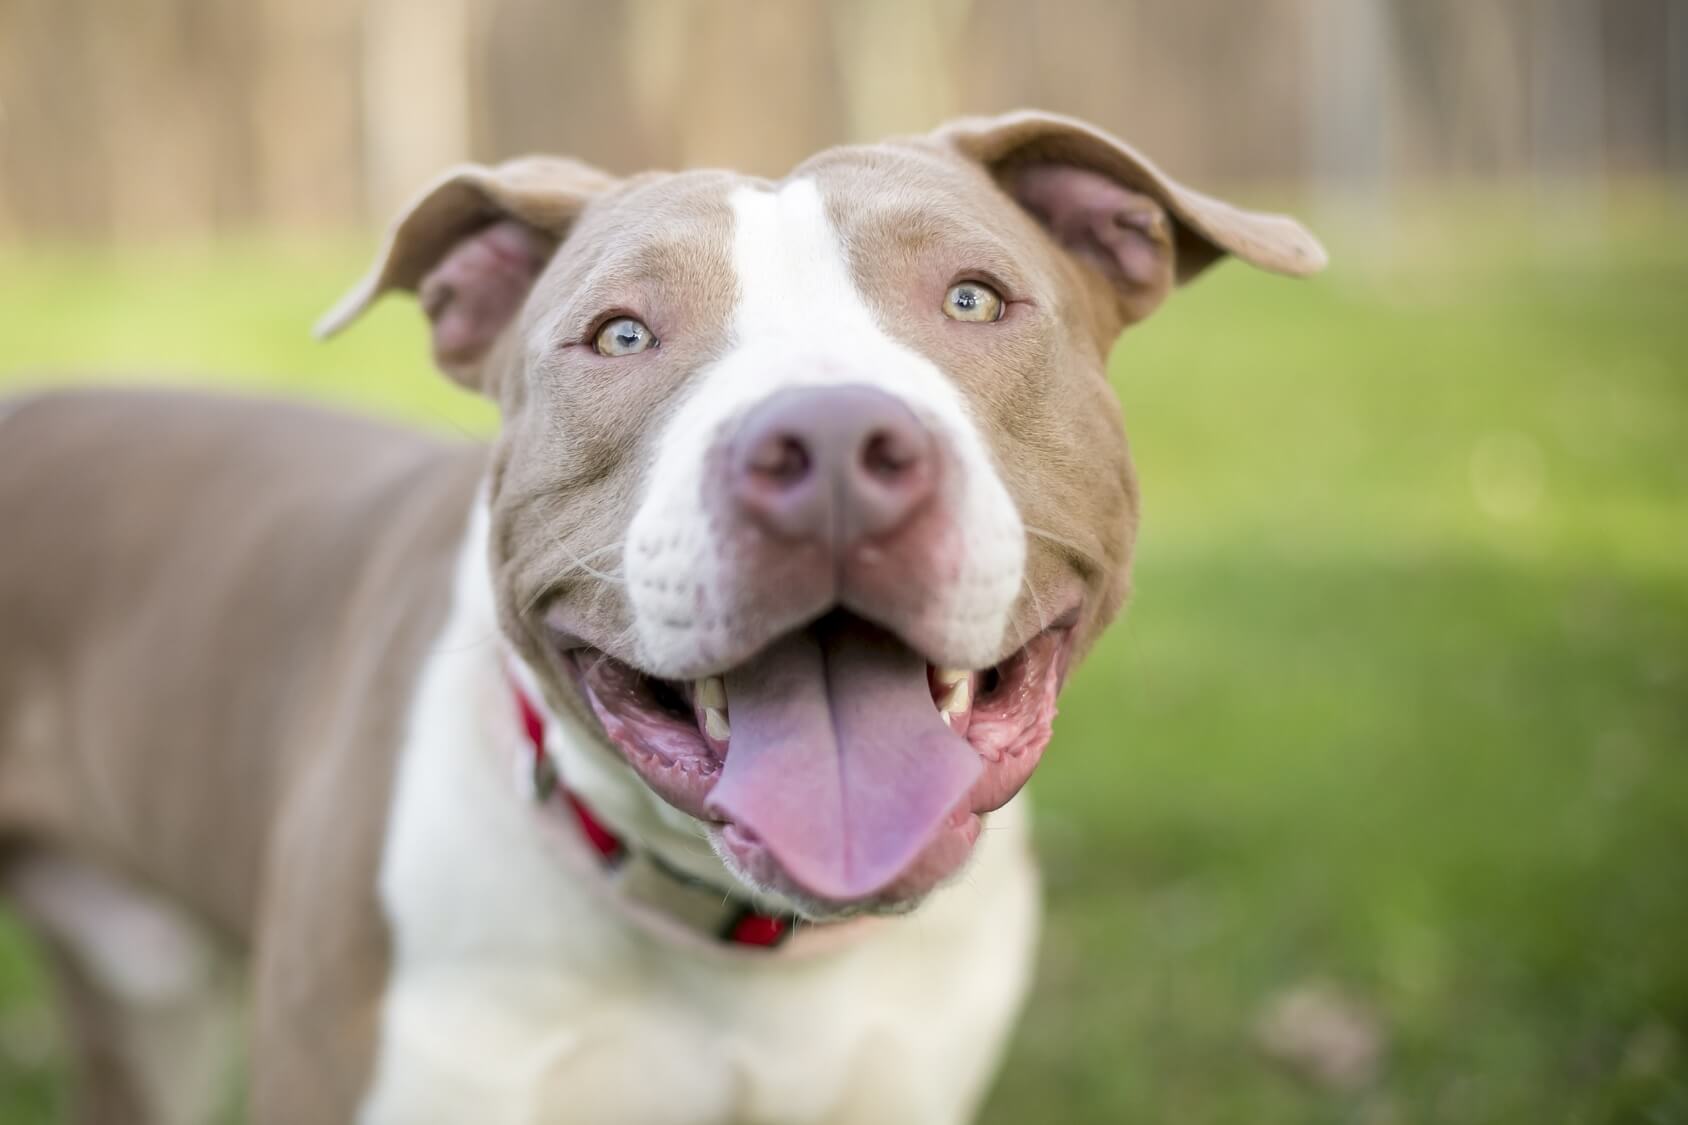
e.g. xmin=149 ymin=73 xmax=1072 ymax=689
xmin=323 ymin=111 xmax=1324 ymax=919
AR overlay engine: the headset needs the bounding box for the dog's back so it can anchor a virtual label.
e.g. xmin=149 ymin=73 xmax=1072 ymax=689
xmin=0 ymin=388 xmax=483 ymax=1122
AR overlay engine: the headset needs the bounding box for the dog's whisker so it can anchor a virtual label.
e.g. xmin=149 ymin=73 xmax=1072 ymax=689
xmin=1023 ymin=524 xmax=1104 ymax=571
xmin=599 ymin=619 xmax=642 ymax=658
xmin=519 ymin=585 xmax=546 ymax=619
xmin=558 ymin=554 xmax=626 ymax=586
xmin=574 ymin=539 xmax=627 ymax=563
xmin=518 ymin=541 xmax=629 ymax=618
xmin=1020 ymin=571 xmax=1051 ymax=636
xmin=553 ymin=540 xmax=628 ymax=586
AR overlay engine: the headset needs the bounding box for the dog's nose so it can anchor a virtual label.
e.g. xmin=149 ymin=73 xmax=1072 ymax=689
xmin=732 ymin=385 xmax=937 ymax=546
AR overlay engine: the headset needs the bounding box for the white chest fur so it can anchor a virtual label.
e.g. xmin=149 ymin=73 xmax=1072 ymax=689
xmin=358 ymin=501 xmax=1042 ymax=1125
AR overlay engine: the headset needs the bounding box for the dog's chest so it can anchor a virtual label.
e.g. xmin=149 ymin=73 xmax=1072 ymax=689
xmin=363 ymin=931 xmax=1034 ymax=1125
xmin=355 ymin=506 xmax=1040 ymax=1125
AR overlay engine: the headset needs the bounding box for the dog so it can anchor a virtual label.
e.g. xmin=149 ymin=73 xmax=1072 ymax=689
xmin=0 ymin=110 xmax=1324 ymax=1124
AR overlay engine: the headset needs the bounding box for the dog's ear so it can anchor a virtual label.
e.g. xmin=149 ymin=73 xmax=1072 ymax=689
xmin=316 ymin=157 xmax=618 ymax=390
xmin=936 ymin=111 xmax=1326 ymax=326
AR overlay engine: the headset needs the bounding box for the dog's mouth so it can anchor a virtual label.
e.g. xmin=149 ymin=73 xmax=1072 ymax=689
xmin=562 ymin=609 xmax=1074 ymax=913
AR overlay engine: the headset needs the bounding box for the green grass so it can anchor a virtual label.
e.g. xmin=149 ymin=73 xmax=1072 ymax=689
xmin=2 ymin=202 xmax=1686 ymax=1123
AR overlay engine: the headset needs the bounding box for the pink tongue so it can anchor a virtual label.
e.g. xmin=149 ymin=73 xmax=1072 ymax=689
xmin=706 ymin=615 xmax=982 ymax=901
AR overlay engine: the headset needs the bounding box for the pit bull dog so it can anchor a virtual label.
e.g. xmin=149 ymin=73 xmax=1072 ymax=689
xmin=0 ymin=111 xmax=1324 ymax=1124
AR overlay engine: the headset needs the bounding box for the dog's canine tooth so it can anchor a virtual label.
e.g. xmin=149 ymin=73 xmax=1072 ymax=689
xmin=934 ymin=667 xmax=969 ymax=687
xmin=939 ymin=678 xmax=970 ymax=717
xmin=696 ymin=676 xmax=729 ymax=742
xmin=696 ymin=676 xmax=726 ymax=710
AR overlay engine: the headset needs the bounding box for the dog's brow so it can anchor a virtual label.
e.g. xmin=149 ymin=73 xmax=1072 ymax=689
xmin=538 ymin=236 xmax=724 ymax=343
xmin=817 ymin=190 xmax=1034 ymax=299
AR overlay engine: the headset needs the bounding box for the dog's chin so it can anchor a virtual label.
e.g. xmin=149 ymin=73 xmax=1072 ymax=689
xmin=553 ymin=606 xmax=1076 ymax=919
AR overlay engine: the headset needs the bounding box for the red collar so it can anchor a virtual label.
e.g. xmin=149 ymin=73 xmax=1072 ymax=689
xmin=512 ymin=681 xmax=794 ymax=949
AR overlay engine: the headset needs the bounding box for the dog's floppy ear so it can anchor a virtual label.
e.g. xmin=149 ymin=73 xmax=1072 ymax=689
xmin=937 ymin=110 xmax=1326 ymax=325
xmin=315 ymin=156 xmax=618 ymax=389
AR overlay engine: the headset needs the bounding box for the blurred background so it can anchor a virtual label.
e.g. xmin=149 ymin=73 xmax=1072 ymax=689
xmin=1 ymin=0 xmax=1685 ymax=1121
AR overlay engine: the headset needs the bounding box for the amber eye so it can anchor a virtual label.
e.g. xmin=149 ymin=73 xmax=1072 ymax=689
xmin=594 ymin=316 xmax=657 ymax=356
xmin=942 ymin=280 xmax=1005 ymax=323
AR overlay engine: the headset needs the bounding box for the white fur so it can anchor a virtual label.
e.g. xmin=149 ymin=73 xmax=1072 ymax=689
xmin=361 ymin=499 xmax=1041 ymax=1125
xmin=623 ymin=178 xmax=1027 ymax=678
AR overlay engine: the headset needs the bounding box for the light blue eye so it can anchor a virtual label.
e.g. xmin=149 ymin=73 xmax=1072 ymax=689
xmin=943 ymin=281 xmax=1005 ymax=322
xmin=594 ymin=316 xmax=657 ymax=356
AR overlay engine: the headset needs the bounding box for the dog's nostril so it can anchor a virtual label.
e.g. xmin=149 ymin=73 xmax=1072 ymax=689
xmin=749 ymin=435 xmax=811 ymax=486
xmin=861 ymin=429 xmax=918 ymax=481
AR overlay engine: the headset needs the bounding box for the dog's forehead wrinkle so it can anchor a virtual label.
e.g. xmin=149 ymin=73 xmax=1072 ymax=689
xmin=522 ymin=170 xmax=745 ymax=348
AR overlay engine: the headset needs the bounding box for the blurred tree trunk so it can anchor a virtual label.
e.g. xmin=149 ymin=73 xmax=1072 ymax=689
xmin=1600 ymin=0 xmax=1675 ymax=176
xmin=1305 ymin=0 xmax=1391 ymax=198
xmin=362 ymin=0 xmax=472 ymax=219
xmin=478 ymin=0 xmax=642 ymax=169
xmin=828 ymin=0 xmax=975 ymax=140
xmin=629 ymin=0 xmax=841 ymax=175
xmin=251 ymin=0 xmax=364 ymax=230
xmin=1392 ymin=0 xmax=1528 ymax=178
xmin=1672 ymin=0 xmax=1688 ymax=173
xmin=1530 ymin=0 xmax=1607 ymax=187
xmin=480 ymin=0 xmax=841 ymax=178
xmin=0 ymin=0 xmax=121 ymax=240
xmin=98 ymin=0 xmax=223 ymax=239
xmin=1529 ymin=0 xmax=1607 ymax=246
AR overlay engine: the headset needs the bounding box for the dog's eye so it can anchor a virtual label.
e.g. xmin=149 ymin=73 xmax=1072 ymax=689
xmin=594 ymin=316 xmax=657 ymax=357
xmin=942 ymin=281 xmax=1005 ymax=323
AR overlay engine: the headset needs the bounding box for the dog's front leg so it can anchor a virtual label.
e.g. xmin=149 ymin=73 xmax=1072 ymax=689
xmin=247 ymin=726 xmax=399 ymax=1123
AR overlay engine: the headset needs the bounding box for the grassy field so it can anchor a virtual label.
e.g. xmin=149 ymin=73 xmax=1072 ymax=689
xmin=2 ymin=200 xmax=1685 ymax=1123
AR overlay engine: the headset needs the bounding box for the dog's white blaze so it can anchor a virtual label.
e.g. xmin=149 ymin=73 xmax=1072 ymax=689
xmin=623 ymin=178 xmax=1027 ymax=677
xmin=363 ymin=498 xmax=1041 ymax=1124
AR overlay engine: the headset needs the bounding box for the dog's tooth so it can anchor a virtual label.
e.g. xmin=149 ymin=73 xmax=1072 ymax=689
xmin=935 ymin=667 xmax=970 ymax=687
xmin=704 ymin=707 xmax=731 ymax=741
xmin=696 ymin=676 xmax=726 ymax=710
xmin=940 ymin=678 xmax=970 ymax=716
